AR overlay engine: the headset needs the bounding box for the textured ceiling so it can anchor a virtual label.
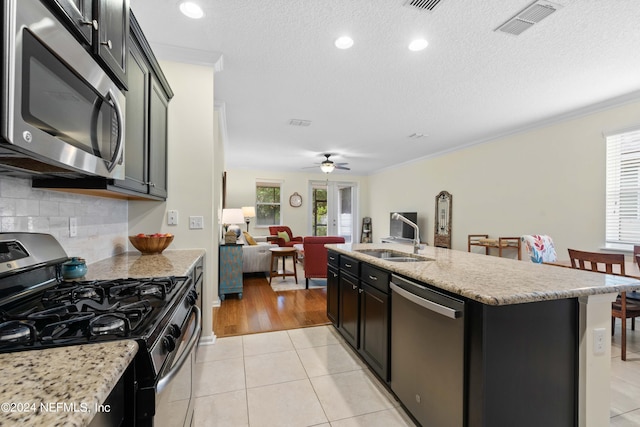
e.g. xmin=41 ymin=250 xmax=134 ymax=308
xmin=130 ymin=0 xmax=640 ymax=175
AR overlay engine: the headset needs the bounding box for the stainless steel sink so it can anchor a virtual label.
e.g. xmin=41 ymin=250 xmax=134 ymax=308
xmin=385 ymin=257 xmax=422 ymax=263
xmin=355 ymin=249 xmax=430 ymax=262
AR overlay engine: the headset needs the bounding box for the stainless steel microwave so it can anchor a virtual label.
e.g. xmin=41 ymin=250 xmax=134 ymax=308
xmin=1 ymin=0 xmax=125 ymax=179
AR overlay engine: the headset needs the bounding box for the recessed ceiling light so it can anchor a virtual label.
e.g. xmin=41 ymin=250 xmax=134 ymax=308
xmin=179 ymin=2 xmax=205 ymax=19
xmin=408 ymin=38 xmax=429 ymax=51
xmin=334 ymin=36 xmax=354 ymax=49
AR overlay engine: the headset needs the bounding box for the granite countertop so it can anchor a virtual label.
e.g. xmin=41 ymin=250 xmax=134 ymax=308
xmin=0 ymin=340 xmax=137 ymax=427
xmin=328 ymin=243 xmax=640 ymax=306
xmin=84 ymin=249 xmax=205 ymax=280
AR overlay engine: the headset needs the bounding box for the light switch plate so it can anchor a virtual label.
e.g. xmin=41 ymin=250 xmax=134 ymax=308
xmin=189 ymin=216 xmax=204 ymax=230
xmin=168 ymin=210 xmax=178 ymax=225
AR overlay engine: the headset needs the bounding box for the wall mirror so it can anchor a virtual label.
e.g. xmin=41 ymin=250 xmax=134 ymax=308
xmin=434 ymin=191 xmax=452 ymax=248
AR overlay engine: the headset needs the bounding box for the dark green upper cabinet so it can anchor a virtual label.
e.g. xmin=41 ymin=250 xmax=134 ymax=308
xmin=148 ymin=76 xmax=169 ymax=199
xmin=47 ymin=0 xmax=94 ymax=45
xmin=110 ymin=13 xmax=171 ymax=200
xmin=93 ymin=0 xmax=129 ymax=90
xmin=48 ymin=0 xmax=129 ymax=89
xmin=116 ymin=33 xmax=149 ymax=193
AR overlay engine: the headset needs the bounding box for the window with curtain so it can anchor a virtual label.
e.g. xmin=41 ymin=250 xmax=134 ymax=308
xmin=256 ymin=181 xmax=281 ymax=226
xmin=605 ymin=127 xmax=640 ymax=250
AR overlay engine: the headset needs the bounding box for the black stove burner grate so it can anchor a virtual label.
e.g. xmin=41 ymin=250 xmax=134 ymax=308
xmin=0 ymin=275 xmax=189 ymax=352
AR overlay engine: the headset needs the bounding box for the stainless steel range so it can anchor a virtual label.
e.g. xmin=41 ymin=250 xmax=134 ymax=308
xmin=0 ymin=233 xmax=201 ymax=427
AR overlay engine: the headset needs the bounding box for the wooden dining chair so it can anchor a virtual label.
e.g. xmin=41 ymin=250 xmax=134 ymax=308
xmin=634 ymin=245 xmax=640 ymax=267
xmin=568 ymin=248 xmax=640 ymax=360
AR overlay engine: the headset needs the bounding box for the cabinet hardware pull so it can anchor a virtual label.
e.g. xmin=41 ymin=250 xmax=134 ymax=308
xmin=358 ymin=288 xmax=363 ymax=293
xmin=352 ymin=284 xmax=357 ymax=290
xmin=345 ymin=263 xmax=352 ymax=268
xmin=329 ymin=256 xmax=335 ymax=261
xmin=368 ymin=275 xmax=378 ymax=281
xmin=82 ymin=20 xmax=98 ymax=30
xmin=332 ymin=273 xmax=337 ymax=278
xmin=101 ymin=39 xmax=113 ymax=49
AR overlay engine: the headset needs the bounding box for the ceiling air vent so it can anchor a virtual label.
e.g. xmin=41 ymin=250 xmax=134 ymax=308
xmin=495 ymin=0 xmax=563 ymax=36
xmin=403 ymin=0 xmax=445 ymax=12
xmin=288 ymin=119 xmax=311 ymax=127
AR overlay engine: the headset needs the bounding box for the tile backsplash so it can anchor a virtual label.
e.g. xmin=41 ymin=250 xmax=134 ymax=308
xmin=0 ymin=177 xmax=128 ymax=263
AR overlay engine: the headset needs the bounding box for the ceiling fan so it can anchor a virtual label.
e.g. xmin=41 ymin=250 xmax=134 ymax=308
xmin=319 ymin=154 xmax=350 ymax=174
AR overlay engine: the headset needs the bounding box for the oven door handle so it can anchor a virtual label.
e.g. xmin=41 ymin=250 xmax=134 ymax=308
xmin=156 ymin=305 xmax=201 ymax=394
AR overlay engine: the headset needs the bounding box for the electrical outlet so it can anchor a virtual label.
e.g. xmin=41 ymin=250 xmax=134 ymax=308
xmin=69 ymin=217 xmax=78 ymax=237
xmin=593 ymin=327 xmax=606 ymax=355
xmin=167 ymin=210 xmax=178 ymax=225
xmin=189 ymin=216 xmax=204 ymax=230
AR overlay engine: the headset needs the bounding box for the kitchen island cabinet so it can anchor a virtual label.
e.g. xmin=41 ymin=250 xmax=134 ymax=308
xmin=335 ymin=254 xmax=391 ymax=382
xmin=326 ymin=251 xmax=339 ymax=325
xmin=326 ymin=243 xmax=640 ymax=427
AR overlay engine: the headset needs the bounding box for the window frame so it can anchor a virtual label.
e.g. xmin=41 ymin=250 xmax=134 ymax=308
xmin=605 ymin=126 xmax=640 ymax=251
xmin=255 ymin=180 xmax=283 ymax=228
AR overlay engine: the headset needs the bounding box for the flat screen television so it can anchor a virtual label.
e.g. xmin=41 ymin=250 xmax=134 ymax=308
xmin=390 ymin=212 xmax=418 ymax=240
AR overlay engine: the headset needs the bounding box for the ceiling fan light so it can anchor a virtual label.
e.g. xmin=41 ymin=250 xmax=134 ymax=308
xmin=320 ymin=162 xmax=335 ymax=173
xmin=179 ymin=2 xmax=205 ymax=19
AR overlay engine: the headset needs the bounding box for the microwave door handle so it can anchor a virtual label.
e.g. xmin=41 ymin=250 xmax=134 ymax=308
xmin=108 ymin=88 xmax=125 ymax=167
xmin=156 ymin=305 xmax=202 ymax=395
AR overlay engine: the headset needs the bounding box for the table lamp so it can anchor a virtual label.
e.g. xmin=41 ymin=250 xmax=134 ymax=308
xmin=242 ymin=206 xmax=256 ymax=232
xmin=221 ymin=208 xmax=245 ymax=243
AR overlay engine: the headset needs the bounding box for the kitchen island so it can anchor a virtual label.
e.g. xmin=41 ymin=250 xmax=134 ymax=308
xmin=0 ymin=340 xmax=137 ymax=426
xmin=327 ymin=243 xmax=640 ymax=427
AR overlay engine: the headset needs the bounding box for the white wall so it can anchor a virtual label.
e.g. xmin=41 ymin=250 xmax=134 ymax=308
xmin=368 ymin=99 xmax=640 ymax=260
xmin=0 ymin=176 xmax=128 ymax=262
xmin=225 ymin=169 xmax=370 ymax=239
xmin=129 ymin=60 xmax=220 ymax=340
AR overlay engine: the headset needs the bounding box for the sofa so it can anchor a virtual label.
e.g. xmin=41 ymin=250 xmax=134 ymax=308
xmin=239 ymin=234 xmax=277 ymax=274
xmin=302 ymin=236 xmax=346 ymax=288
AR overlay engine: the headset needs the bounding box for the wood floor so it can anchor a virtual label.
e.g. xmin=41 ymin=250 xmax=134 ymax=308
xmin=212 ymin=273 xmax=330 ymax=337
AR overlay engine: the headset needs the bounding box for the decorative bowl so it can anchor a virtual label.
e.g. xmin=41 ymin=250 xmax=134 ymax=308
xmin=129 ymin=234 xmax=174 ymax=255
xmin=62 ymin=257 xmax=88 ymax=279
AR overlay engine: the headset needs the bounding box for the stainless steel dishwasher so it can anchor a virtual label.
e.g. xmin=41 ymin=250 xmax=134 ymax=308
xmin=390 ymin=274 xmax=465 ymax=427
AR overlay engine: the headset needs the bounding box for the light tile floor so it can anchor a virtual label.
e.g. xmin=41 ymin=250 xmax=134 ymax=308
xmin=194 ymin=325 xmax=415 ymax=427
xmin=195 ymin=323 xmax=640 ymax=427
xmin=610 ymin=321 xmax=640 ymax=426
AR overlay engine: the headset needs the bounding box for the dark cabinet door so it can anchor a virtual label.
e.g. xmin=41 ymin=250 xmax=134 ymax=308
xmin=359 ymin=283 xmax=389 ymax=381
xmin=50 ymin=0 xmax=94 ymax=44
xmin=327 ymin=265 xmax=339 ymax=326
xmin=93 ymin=0 xmax=129 ymax=89
xmin=338 ymin=273 xmax=359 ymax=348
xmin=115 ymin=36 xmax=148 ymax=193
xmin=148 ymin=76 xmax=169 ymax=198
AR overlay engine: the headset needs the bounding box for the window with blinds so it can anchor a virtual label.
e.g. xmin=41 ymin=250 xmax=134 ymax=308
xmin=255 ymin=181 xmax=282 ymax=226
xmin=605 ymin=127 xmax=640 ymax=250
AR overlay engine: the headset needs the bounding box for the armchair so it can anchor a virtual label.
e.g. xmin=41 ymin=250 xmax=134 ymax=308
xmin=302 ymin=236 xmax=345 ymax=288
xmin=268 ymin=226 xmax=303 ymax=248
